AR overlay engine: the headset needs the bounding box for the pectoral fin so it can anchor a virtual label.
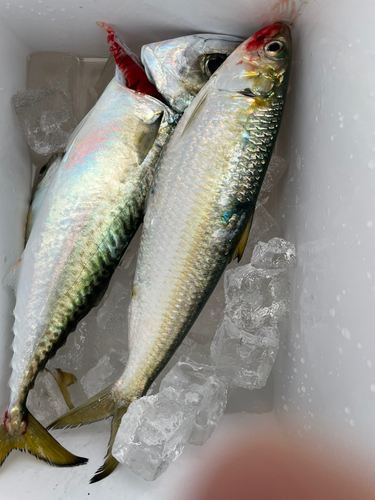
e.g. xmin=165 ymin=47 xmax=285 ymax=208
xmin=136 ymin=113 xmax=163 ymax=164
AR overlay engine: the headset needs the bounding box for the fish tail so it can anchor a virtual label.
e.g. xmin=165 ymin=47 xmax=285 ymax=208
xmin=90 ymin=408 xmax=126 ymax=483
xmin=48 ymin=383 xmax=133 ymax=482
xmin=0 ymin=410 xmax=88 ymax=467
xmin=47 ymin=384 xmax=118 ymax=430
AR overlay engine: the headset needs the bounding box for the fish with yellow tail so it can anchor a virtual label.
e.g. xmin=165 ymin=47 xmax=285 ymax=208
xmin=49 ymin=22 xmax=292 ymax=482
xmin=0 ymin=26 xmax=242 ymax=472
xmin=0 ymin=28 xmax=172 ymax=470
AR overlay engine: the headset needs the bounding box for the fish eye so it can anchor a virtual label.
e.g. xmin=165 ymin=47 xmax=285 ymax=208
xmin=203 ymin=54 xmax=228 ymax=77
xmin=264 ymin=40 xmax=284 ymax=57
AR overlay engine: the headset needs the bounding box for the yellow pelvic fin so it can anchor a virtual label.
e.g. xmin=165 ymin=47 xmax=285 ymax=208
xmin=232 ymin=210 xmax=255 ymax=263
xmin=47 ymin=368 xmax=77 ymax=410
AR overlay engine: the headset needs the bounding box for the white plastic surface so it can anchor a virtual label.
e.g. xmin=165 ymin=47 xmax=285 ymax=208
xmin=1 ymin=0 xmax=375 ymax=497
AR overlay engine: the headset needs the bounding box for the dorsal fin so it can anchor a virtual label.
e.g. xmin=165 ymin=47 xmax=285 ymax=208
xmin=97 ymin=22 xmax=162 ymax=99
xmin=232 ymin=210 xmax=254 ymax=262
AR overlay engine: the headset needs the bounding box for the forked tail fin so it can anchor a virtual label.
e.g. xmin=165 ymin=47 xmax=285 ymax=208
xmin=48 ymin=383 xmax=131 ymax=482
xmin=90 ymin=408 xmax=126 ymax=483
xmin=0 ymin=410 xmax=88 ymax=468
xmin=47 ymin=385 xmax=118 ymax=430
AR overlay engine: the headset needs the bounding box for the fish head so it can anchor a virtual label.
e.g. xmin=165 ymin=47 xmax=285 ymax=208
xmin=141 ymin=34 xmax=244 ymax=112
xmin=215 ymin=22 xmax=292 ymax=100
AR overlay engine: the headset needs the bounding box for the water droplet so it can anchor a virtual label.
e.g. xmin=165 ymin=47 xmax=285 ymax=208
xmin=301 ymin=357 xmax=305 ymax=364
xmin=349 ymin=419 xmax=355 ymax=426
xmin=341 ymin=328 xmax=351 ymax=340
xmin=329 ymin=308 xmax=335 ymax=317
xmin=353 ymin=114 xmax=359 ymax=120
xmin=368 ymin=360 xmax=372 ymax=368
xmin=301 ymin=386 xmax=306 ymax=393
xmin=371 ymin=384 xmax=375 ymax=392
xmin=338 ymin=347 xmax=343 ymax=354
xmin=283 ymin=404 xmax=289 ymax=412
xmin=337 ymin=295 xmax=341 ymax=302
xmin=368 ymin=159 xmax=375 ymax=170
xmin=330 ymin=135 xmax=334 ymax=141
xmin=367 ymin=271 xmax=372 ymax=280
xmin=345 ymin=407 xmax=350 ymax=414
xmin=357 ymin=343 xmax=362 ymax=349
xmin=367 ymin=220 xmax=373 ymax=228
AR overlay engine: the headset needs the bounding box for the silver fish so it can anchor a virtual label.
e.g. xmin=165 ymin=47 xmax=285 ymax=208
xmin=49 ymin=22 xmax=292 ymax=483
xmin=142 ymin=33 xmax=244 ymax=112
xmin=0 ymin=27 xmax=242 ymax=472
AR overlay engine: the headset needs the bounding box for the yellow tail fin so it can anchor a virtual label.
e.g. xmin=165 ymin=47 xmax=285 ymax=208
xmin=47 ymin=385 xmax=118 ymax=430
xmin=0 ymin=410 xmax=88 ymax=467
xmin=48 ymin=384 xmax=131 ymax=482
xmin=90 ymin=408 xmax=126 ymax=483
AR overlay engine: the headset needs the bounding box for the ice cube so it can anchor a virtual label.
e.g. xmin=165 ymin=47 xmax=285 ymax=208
xmin=251 ymin=237 xmax=297 ymax=270
xmin=12 ymin=88 xmax=77 ymax=156
xmin=258 ymin=155 xmax=288 ymax=201
xmin=224 ymin=264 xmax=290 ymax=330
xmin=27 ymin=369 xmax=70 ymax=426
xmin=160 ymin=357 xmax=228 ymax=445
xmin=146 ymin=335 xmax=201 ymax=396
xmin=27 ymin=52 xmax=80 ymax=104
xmin=113 ymin=387 xmax=196 ymax=481
xmin=49 ymin=315 xmax=101 ymax=374
xmin=80 ymin=349 xmax=127 ymax=399
xmin=210 ymin=315 xmax=279 ymax=389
